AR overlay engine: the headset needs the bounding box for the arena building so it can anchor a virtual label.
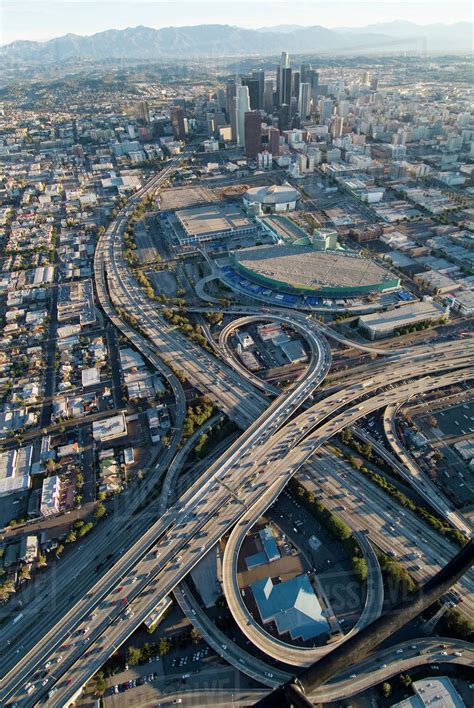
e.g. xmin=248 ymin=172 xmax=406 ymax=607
xmin=243 ymin=184 xmax=299 ymax=214
xmin=230 ymin=243 xmax=399 ymax=297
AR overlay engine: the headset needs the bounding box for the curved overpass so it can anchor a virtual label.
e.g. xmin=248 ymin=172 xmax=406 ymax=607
xmin=3 ymin=367 xmax=473 ymax=708
xmin=1 ymin=324 xmax=472 ymax=706
xmin=222 ymin=512 xmax=383 ymax=667
xmin=149 ymin=354 xmax=470 ymax=675
xmin=158 ymin=413 xmax=223 ymax=515
xmin=96 ymin=210 xmax=269 ymax=429
xmin=217 ymin=314 xmax=328 ymax=396
xmin=219 ymin=368 xmax=474 ymax=667
xmin=188 ymin=303 xmax=474 ymax=360
xmin=311 ymin=638 xmax=474 ymax=703
xmin=4 ymin=152 xmax=473 ymax=705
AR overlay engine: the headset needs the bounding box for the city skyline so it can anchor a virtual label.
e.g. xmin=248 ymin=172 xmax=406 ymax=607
xmin=1 ymin=0 xmax=472 ymax=44
xmin=0 ymin=8 xmax=473 ymax=706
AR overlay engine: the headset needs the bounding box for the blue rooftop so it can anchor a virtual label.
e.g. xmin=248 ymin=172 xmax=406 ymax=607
xmin=259 ymin=527 xmax=280 ymax=563
xmin=246 ymin=552 xmax=267 ymax=570
xmin=251 ymin=574 xmax=329 ymax=641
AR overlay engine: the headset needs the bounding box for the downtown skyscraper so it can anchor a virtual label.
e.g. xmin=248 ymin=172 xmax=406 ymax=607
xmin=236 ymin=85 xmax=250 ymax=147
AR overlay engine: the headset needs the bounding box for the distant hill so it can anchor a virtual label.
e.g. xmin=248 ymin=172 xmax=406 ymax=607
xmin=1 ymin=22 xmax=472 ymax=64
xmin=336 ymin=20 xmax=473 ymax=48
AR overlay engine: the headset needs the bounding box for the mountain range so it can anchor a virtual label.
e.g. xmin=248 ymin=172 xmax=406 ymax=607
xmin=1 ymin=22 xmax=472 ymax=64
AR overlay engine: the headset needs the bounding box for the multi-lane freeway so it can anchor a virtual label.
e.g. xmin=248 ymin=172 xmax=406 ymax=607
xmin=2 ymin=350 xmax=472 ymax=706
xmin=2 ymin=158 xmax=473 ymax=708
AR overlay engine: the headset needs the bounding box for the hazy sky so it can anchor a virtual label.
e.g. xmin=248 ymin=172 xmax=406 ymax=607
xmin=1 ymin=0 xmax=472 ymax=44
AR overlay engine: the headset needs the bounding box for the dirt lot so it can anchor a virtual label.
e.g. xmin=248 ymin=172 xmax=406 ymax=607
xmin=160 ymin=186 xmax=217 ymax=211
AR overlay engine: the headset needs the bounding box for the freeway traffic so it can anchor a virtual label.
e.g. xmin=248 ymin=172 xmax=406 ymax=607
xmin=2 ymin=350 xmax=471 ymax=706
xmin=2 ymin=157 xmax=473 ymax=708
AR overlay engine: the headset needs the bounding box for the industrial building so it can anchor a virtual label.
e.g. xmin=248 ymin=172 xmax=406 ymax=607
xmin=172 ymin=204 xmax=256 ymax=246
xmin=358 ymin=300 xmax=447 ymax=340
xmin=245 ymin=526 xmax=281 ymax=569
xmin=230 ymin=243 xmax=399 ymax=297
xmin=92 ymin=413 xmax=128 ymax=443
xmin=81 ymin=367 xmax=100 ymax=388
xmin=414 ymin=270 xmax=460 ymax=295
xmin=251 ymin=573 xmax=330 ymax=641
xmin=451 ymin=290 xmax=474 ymax=316
xmin=0 ymin=446 xmax=32 ymax=496
xmin=40 ymin=475 xmax=62 ymax=516
xmin=392 ymin=676 xmax=466 ymax=708
xmin=281 ymin=339 xmax=308 ymax=364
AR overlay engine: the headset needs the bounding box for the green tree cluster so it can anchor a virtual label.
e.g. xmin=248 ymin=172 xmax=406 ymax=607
xmin=378 ymin=553 xmax=417 ymax=594
xmin=183 ymin=397 xmax=214 ymax=439
xmin=161 ymin=309 xmax=210 ymax=350
xmin=341 ymin=446 xmax=466 ymax=548
xmin=442 ymin=607 xmax=474 ymax=641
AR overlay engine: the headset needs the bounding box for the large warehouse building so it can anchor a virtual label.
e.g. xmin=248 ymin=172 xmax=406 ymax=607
xmin=358 ymin=300 xmax=448 ymax=339
xmin=230 ymin=243 xmax=399 ymax=297
xmin=171 ymin=204 xmax=257 ymax=246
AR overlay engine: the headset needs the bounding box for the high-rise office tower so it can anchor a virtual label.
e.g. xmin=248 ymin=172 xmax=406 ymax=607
xmin=244 ymin=111 xmax=262 ymax=158
xmin=268 ymin=126 xmax=280 ymax=156
xmin=300 ymin=63 xmax=312 ymax=85
xmin=216 ymin=88 xmax=226 ymax=113
xmin=252 ymin=69 xmax=265 ymax=110
xmin=230 ymin=96 xmax=238 ymax=142
xmin=309 ymin=70 xmax=319 ymax=95
xmin=263 ymin=79 xmax=274 ymax=114
xmin=278 ymin=104 xmax=290 ymax=132
xmin=292 ymin=71 xmax=300 ymax=103
xmin=276 ymin=51 xmax=290 ymax=107
xmin=236 ymin=85 xmax=250 ymax=147
xmin=290 ymin=96 xmax=298 ymax=119
xmin=338 ymin=100 xmax=350 ymax=119
xmin=370 ymin=77 xmax=379 ymax=91
xmin=331 ymin=116 xmax=344 ymax=139
xmin=280 ymin=67 xmax=292 ymax=107
xmin=136 ymin=100 xmax=150 ymax=125
xmin=170 ymin=106 xmax=186 ymax=140
xmin=225 ymin=79 xmax=237 ymax=118
xmin=361 ymin=70 xmax=370 ymax=85
xmin=320 ymin=98 xmax=334 ymax=124
xmin=298 ymin=82 xmax=311 ymax=119
xmin=242 ymin=77 xmax=260 ymax=111
xmin=276 ymin=65 xmax=281 ymax=107
xmin=207 ymin=112 xmax=226 ymax=136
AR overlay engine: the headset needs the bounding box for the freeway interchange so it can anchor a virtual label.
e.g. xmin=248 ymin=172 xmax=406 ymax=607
xmin=1 ymin=161 xmax=473 ymax=707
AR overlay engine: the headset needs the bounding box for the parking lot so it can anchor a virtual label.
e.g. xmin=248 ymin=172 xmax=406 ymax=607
xmin=431 ymin=401 xmax=474 ymax=437
xmin=270 ymin=490 xmax=365 ymax=626
xmin=107 ymin=645 xmax=211 ymax=696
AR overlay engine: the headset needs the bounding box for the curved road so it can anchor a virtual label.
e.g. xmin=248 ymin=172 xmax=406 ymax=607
xmin=3 ymin=368 xmax=472 ymax=707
